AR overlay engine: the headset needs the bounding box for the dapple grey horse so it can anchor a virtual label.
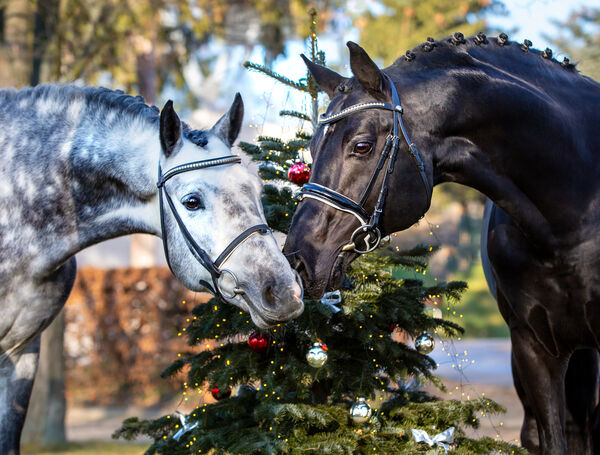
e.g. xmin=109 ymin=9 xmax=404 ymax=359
xmin=0 ymin=85 xmax=303 ymax=454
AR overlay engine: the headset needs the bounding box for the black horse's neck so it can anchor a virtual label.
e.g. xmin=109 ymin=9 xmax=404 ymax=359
xmin=388 ymin=39 xmax=600 ymax=249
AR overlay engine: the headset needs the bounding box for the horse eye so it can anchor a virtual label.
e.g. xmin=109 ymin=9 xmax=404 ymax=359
xmin=181 ymin=194 xmax=204 ymax=211
xmin=354 ymin=142 xmax=372 ymax=154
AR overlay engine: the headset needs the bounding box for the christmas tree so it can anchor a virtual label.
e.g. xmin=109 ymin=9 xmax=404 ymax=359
xmin=115 ymin=11 xmax=525 ymax=455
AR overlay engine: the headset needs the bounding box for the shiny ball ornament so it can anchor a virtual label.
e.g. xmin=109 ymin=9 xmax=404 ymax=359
xmin=288 ymin=161 xmax=310 ymax=185
xmin=414 ymin=332 xmax=435 ymax=354
xmin=210 ymin=386 xmax=231 ymax=400
xmin=350 ymin=398 xmax=372 ymax=424
xmin=306 ymin=342 xmax=328 ymax=368
xmin=248 ymin=331 xmax=269 ymax=353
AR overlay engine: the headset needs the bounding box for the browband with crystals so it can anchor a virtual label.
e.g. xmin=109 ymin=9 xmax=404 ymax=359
xmin=319 ymin=102 xmax=402 ymax=125
xmin=157 ymin=155 xmax=242 ymax=187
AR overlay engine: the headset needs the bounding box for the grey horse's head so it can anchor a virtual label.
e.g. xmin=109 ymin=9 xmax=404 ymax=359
xmin=157 ymin=95 xmax=303 ymax=328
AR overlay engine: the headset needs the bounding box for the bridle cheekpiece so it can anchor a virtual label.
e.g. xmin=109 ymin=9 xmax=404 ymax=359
xmin=157 ymin=155 xmax=270 ymax=301
xmin=298 ymin=74 xmax=431 ymax=254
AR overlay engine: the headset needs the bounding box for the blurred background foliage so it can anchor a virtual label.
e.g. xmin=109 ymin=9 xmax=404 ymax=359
xmin=545 ymin=7 xmax=600 ymax=81
xmin=0 ymin=0 xmax=337 ymax=103
xmin=353 ymin=0 xmax=507 ymax=64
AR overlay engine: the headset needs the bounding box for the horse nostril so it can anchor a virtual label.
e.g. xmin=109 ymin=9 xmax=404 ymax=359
xmin=292 ymin=269 xmax=304 ymax=302
xmin=263 ymin=283 xmax=278 ymax=308
xmin=262 ymin=277 xmax=304 ymax=314
xmin=292 ymin=284 xmax=302 ymax=299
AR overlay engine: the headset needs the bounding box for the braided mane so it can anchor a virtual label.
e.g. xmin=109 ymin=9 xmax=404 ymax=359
xmin=0 ymin=84 xmax=209 ymax=146
xmin=390 ymin=32 xmax=586 ymax=83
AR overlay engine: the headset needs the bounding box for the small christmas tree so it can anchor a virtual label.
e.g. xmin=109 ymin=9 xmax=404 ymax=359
xmin=116 ymin=10 xmax=525 ymax=455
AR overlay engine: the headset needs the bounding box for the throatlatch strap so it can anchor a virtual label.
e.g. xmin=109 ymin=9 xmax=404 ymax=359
xmin=162 ymin=188 xmax=220 ymax=276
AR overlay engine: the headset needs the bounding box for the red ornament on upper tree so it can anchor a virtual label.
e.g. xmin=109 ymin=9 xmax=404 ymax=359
xmin=248 ymin=331 xmax=269 ymax=353
xmin=288 ymin=161 xmax=310 ymax=185
xmin=210 ymin=386 xmax=231 ymax=400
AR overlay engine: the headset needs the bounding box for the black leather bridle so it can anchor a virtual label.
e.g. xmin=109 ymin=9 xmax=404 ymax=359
xmin=157 ymin=155 xmax=270 ymax=301
xmin=298 ymin=74 xmax=431 ymax=254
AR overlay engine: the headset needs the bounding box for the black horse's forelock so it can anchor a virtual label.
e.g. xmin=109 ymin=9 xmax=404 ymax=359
xmin=400 ymin=33 xmax=578 ymax=73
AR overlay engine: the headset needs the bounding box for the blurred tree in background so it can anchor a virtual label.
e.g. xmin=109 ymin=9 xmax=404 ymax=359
xmin=0 ymin=0 xmax=336 ymax=96
xmin=352 ymin=0 xmax=506 ymax=65
xmin=546 ymin=6 xmax=600 ymax=81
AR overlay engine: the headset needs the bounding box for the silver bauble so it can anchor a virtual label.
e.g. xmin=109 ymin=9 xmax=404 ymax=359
xmin=306 ymin=342 xmax=328 ymax=368
xmin=350 ymin=398 xmax=372 ymax=424
xmin=414 ymin=332 xmax=435 ymax=354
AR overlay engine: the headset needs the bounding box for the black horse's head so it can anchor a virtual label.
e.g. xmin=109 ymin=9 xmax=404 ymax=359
xmin=285 ymin=41 xmax=443 ymax=298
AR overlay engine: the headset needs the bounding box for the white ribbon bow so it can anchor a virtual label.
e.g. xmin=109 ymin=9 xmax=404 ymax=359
xmin=320 ymin=290 xmax=342 ymax=313
xmin=399 ymin=376 xmax=422 ymax=392
xmin=411 ymin=427 xmax=454 ymax=453
xmin=172 ymin=411 xmax=199 ymax=441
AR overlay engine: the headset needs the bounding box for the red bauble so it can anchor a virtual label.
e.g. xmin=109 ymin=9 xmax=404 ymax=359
xmin=288 ymin=161 xmax=310 ymax=185
xmin=248 ymin=331 xmax=269 ymax=353
xmin=210 ymin=386 xmax=231 ymax=400
xmin=387 ymin=323 xmax=397 ymax=332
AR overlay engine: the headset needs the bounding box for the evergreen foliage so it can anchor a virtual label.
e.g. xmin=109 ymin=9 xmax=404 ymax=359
xmin=116 ymin=12 xmax=526 ymax=455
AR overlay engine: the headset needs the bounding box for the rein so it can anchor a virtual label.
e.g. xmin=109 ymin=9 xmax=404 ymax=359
xmin=157 ymin=156 xmax=270 ymax=301
xmin=298 ymin=74 xmax=430 ymax=254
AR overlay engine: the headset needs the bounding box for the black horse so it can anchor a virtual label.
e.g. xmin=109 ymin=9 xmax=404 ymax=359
xmin=284 ymin=34 xmax=600 ymax=454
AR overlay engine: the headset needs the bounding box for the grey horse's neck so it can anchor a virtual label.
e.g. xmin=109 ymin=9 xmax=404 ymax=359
xmin=0 ymin=85 xmax=161 ymax=278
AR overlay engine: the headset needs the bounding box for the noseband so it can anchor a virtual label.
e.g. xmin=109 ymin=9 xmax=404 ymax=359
xmin=298 ymin=74 xmax=431 ymax=254
xmin=157 ymin=156 xmax=270 ymax=301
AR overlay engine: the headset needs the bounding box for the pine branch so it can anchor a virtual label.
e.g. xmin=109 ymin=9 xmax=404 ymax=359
xmin=243 ymin=61 xmax=310 ymax=93
xmin=279 ymin=110 xmax=312 ymax=122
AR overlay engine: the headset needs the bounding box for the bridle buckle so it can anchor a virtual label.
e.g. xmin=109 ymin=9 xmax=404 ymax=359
xmin=218 ymin=269 xmax=246 ymax=299
xmin=348 ymin=225 xmax=382 ymax=254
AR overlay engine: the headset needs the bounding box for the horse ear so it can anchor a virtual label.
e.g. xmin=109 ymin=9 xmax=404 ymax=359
xmin=347 ymin=41 xmax=384 ymax=93
xmin=159 ymin=100 xmax=182 ymax=157
xmin=300 ymin=54 xmax=347 ymax=98
xmin=211 ymin=93 xmax=244 ymax=147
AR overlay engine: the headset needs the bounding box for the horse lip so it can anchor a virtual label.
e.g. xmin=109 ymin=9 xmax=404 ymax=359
xmin=234 ymin=288 xmax=304 ymax=328
xmin=326 ymin=251 xmax=347 ymax=292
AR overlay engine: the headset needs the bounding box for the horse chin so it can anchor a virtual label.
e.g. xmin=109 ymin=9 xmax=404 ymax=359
xmin=231 ymin=292 xmax=304 ymax=329
xmin=303 ymin=251 xmax=352 ymax=299
xmin=248 ymin=310 xmax=278 ymax=329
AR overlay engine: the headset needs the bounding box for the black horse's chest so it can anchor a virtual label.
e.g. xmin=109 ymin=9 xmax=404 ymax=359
xmin=486 ymin=207 xmax=600 ymax=351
